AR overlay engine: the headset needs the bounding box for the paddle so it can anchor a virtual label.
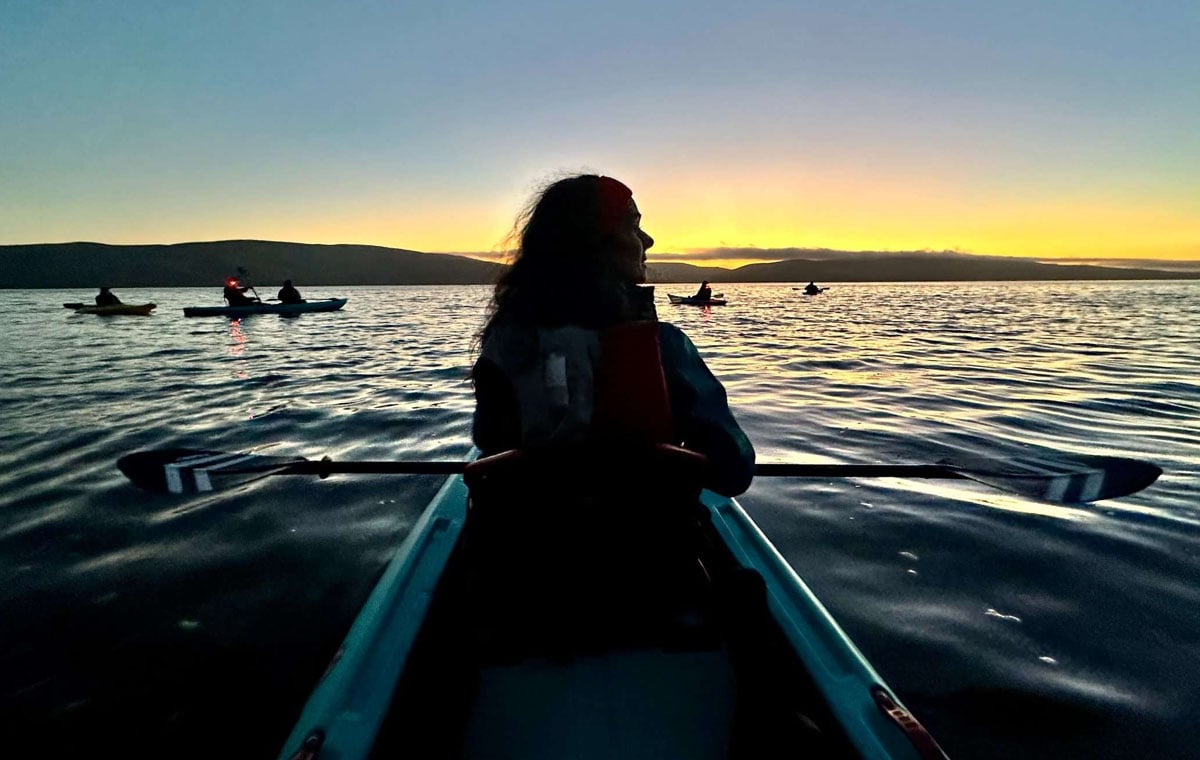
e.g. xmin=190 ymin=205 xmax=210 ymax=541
xmin=236 ymin=266 xmax=264 ymax=303
xmin=117 ymin=447 xmax=1161 ymax=503
xmin=63 ymin=302 xmax=84 ymax=309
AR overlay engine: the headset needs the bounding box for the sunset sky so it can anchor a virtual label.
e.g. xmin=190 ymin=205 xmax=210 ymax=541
xmin=2 ymin=1 xmax=1196 ymax=266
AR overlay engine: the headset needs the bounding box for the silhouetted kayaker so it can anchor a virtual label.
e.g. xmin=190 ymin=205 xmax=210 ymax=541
xmin=694 ymin=280 xmax=713 ymax=301
xmin=223 ymin=277 xmax=259 ymax=306
xmin=472 ymin=174 xmax=754 ymax=497
xmin=803 ymin=281 xmax=821 ymax=295
xmin=277 ymin=280 xmax=305 ymax=304
xmin=95 ymin=287 xmax=121 ymax=306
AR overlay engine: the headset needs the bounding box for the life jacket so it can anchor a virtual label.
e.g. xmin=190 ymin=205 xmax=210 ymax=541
xmin=478 ymin=320 xmax=673 ymax=448
xmin=594 ymin=321 xmax=673 ymax=443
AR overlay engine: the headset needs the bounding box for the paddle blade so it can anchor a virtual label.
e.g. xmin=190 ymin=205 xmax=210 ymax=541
xmin=951 ymin=454 xmax=1162 ymax=504
xmin=118 ymin=449 xmax=306 ymax=494
xmin=63 ymin=303 xmax=84 ymax=309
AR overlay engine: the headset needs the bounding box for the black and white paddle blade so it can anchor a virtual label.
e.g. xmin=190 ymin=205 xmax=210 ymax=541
xmin=117 ymin=448 xmax=307 ymax=494
xmin=949 ymin=454 xmax=1162 ymax=504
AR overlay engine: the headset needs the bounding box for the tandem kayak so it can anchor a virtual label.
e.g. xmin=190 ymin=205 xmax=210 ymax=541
xmin=277 ymin=446 xmax=944 ymax=760
xmin=182 ymin=298 xmax=347 ymax=317
xmin=668 ymin=294 xmax=727 ymax=306
xmin=68 ymin=303 xmax=157 ymax=316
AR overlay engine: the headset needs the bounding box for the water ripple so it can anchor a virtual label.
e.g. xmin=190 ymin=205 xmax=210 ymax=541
xmin=1 ymin=282 xmax=1198 ymax=758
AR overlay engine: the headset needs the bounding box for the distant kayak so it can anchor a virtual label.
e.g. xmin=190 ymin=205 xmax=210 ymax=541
xmin=67 ymin=303 xmax=157 ymax=316
xmin=668 ymin=294 xmax=727 ymax=306
xmin=792 ymin=287 xmax=829 ymax=296
xmin=182 ymin=298 xmax=347 ymax=318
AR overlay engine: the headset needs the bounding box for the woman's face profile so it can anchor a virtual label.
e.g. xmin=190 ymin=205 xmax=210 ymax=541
xmin=611 ymin=200 xmax=654 ymax=283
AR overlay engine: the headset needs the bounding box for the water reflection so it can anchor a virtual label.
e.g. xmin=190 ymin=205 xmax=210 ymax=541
xmin=228 ymin=318 xmax=249 ymax=378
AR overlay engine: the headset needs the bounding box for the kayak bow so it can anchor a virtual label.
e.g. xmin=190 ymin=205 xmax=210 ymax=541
xmin=277 ymin=447 xmax=944 ymax=760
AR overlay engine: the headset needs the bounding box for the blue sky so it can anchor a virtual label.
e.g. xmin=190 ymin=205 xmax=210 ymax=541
xmin=2 ymin=0 xmax=1197 ymax=261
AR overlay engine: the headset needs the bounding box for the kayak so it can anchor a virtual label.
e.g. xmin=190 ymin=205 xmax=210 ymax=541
xmin=277 ymin=448 xmax=944 ymax=759
xmin=668 ymin=294 xmax=728 ymax=306
xmin=276 ymin=446 xmax=944 ymax=760
xmin=182 ymin=298 xmax=347 ymax=317
xmin=70 ymin=303 xmax=157 ymax=316
xmin=793 ymin=288 xmax=828 ymax=296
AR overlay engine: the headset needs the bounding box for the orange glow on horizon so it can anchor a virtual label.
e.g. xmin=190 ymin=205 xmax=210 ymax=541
xmin=14 ymin=169 xmax=1194 ymax=264
xmin=358 ymin=168 xmax=1200 ymax=263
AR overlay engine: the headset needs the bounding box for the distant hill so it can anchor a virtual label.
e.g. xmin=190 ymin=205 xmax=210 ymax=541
xmin=1 ymin=240 xmax=1196 ymax=288
xmin=655 ymin=253 xmax=1200 ymax=283
xmin=0 ymin=240 xmax=504 ymax=288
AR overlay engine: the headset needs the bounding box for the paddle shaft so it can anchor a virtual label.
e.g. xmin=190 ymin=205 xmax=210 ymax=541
xmin=759 ymin=463 xmax=957 ymax=478
xmin=240 ymin=460 xmax=964 ymax=479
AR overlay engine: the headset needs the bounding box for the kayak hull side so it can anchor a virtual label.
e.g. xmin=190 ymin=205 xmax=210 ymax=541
xmin=74 ymin=303 xmax=157 ymax=315
xmin=667 ymin=294 xmax=728 ymax=306
xmin=182 ymin=298 xmax=347 ymax=317
xmin=700 ymin=489 xmax=926 ymax=759
xmin=275 ymin=473 xmax=469 ymax=760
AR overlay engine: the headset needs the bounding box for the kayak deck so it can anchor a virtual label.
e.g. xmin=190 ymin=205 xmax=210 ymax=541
xmin=279 ymin=448 xmax=941 ymax=760
xmin=463 ymin=649 xmax=735 ymax=759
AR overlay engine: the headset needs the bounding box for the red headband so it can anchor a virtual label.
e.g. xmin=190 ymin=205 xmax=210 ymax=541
xmin=597 ymin=176 xmax=633 ymax=234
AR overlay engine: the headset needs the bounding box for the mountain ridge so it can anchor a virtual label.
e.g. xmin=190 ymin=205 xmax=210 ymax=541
xmin=2 ymin=240 xmax=1197 ymax=288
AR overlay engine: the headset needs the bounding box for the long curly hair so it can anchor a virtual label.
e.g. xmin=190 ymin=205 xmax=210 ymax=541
xmin=480 ymin=174 xmax=643 ymax=341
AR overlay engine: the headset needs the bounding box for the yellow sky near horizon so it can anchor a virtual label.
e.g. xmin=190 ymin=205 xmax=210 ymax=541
xmin=357 ymin=192 xmax=1200 ymax=265
xmin=296 ymin=165 xmax=1200 ymax=264
xmin=4 ymin=156 xmax=1195 ymax=264
xmin=8 ymin=185 xmax=1194 ymax=266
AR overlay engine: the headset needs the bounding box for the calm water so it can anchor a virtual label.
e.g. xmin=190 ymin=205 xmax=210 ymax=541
xmin=1 ymin=282 xmax=1198 ymax=758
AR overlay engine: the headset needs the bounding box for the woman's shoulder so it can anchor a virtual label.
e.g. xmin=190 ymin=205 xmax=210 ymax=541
xmin=656 ymin=321 xmax=702 ymax=358
xmin=656 ymin=320 xmax=691 ymax=343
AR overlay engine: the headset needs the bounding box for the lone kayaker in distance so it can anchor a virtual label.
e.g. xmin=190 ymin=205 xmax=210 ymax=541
xmin=223 ymin=277 xmax=259 ymax=306
xmin=693 ymin=280 xmax=713 ymax=302
xmin=803 ymin=281 xmax=822 ymax=295
xmin=277 ymin=280 xmax=305 ymax=304
xmin=472 ymin=174 xmax=754 ymax=497
xmin=95 ymin=287 xmax=121 ymax=306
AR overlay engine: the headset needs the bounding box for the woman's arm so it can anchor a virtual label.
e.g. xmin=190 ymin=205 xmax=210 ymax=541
xmin=471 ymin=357 xmax=523 ymax=454
xmin=659 ymin=324 xmax=755 ymax=496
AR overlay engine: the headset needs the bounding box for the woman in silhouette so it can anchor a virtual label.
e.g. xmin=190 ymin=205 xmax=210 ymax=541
xmin=472 ymin=174 xmax=754 ymax=496
xmin=223 ymin=277 xmax=259 ymax=306
xmin=95 ymin=287 xmax=121 ymax=306
xmin=277 ymin=280 xmax=305 ymax=304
